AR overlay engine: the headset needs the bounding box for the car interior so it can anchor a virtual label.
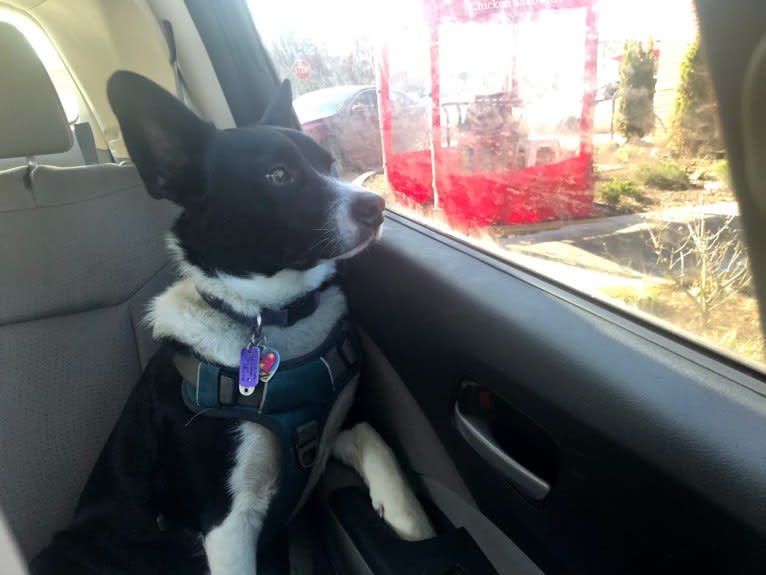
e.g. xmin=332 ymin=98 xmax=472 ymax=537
xmin=0 ymin=0 xmax=765 ymax=574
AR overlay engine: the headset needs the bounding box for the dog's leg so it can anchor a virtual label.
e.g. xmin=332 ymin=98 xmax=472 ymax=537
xmin=204 ymin=504 xmax=262 ymax=575
xmin=204 ymin=423 xmax=280 ymax=575
xmin=332 ymin=422 xmax=436 ymax=541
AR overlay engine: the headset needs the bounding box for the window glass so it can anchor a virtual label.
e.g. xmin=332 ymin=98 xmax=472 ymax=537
xmin=352 ymin=90 xmax=377 ymax=110
xmin=249 ymin=0 xmax=765 ymax=369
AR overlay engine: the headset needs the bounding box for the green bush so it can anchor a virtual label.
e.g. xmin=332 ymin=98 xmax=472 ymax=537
xmin=617 ymin=40 xmax=658 ymax=139
xmin=638 ymin=162 xmax=689 ymax=190
xmin=669 ymin=39 xmax=723 ymax=157
xmin=600 ymin=179 xmax=646 ymax=207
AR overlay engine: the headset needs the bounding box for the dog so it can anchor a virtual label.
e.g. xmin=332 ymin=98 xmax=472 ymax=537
xmin=30 ymin=71 xmax=434 ymax=574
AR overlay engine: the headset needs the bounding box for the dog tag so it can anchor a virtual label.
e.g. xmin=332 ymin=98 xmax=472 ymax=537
xmin=258 ymin=346 xmax=280 ymax=384
xmin=239 ymin=346 xmax=260 ymax=396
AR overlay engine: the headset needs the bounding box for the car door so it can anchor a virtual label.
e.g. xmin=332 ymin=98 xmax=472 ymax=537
xmin=190 ymin=0 xmax=766 ymax=572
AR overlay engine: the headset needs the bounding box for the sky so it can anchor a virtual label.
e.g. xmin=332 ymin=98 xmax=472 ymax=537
xmin=248 ymin=0 xmax=700 ymax=110
xmin=249 ymin=0 xmax=700 ymax=51
xmin=597 ymin=0 xmax=698 ymax=43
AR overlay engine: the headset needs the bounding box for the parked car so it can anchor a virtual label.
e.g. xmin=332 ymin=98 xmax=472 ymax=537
xmin=293 ymin=85 xmax=425 ymax=175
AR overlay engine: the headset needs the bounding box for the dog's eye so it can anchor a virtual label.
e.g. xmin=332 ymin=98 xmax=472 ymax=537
xmin=266 ymin=167 xmax=292 ymax=185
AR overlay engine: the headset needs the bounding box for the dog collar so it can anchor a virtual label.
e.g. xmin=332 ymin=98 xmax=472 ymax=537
xmin=197 ymin=287 xmax=322 ymax=329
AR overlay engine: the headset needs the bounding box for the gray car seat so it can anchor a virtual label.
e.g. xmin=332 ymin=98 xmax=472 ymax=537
xmin=0 ymin=22 xmax=179 ymax=559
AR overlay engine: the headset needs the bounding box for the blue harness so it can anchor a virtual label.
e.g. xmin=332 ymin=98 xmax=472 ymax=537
xmin=173 ymin=290 xmax=361 ymax=546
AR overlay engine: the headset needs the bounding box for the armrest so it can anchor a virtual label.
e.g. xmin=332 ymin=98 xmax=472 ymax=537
xmin=327 ymin=487 xmax=498 ymax=575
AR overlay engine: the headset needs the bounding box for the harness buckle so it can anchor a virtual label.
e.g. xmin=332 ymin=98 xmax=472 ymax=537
xmin=295 ymin=420 xmax=319 ymax=468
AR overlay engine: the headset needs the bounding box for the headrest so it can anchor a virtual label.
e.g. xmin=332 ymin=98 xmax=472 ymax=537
xmin=0 ymin=22 xmax=72 ymax=159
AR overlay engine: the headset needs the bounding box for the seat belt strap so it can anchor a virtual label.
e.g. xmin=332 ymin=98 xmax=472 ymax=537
xmin=161 ymin=20 xmax=185 ymax=103
xmin=287 ymin=509 xmax=314 ymax=575
xmin=74 ymin=123 xmax=99 ymax=165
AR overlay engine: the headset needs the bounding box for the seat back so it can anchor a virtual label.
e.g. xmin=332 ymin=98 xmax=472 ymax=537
xmin=0 ymin=23 xmax=178 ymax=557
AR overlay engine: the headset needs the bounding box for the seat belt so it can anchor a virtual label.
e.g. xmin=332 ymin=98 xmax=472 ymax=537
xmin=74 ymin=123 xmax=99 ymax=165
xmin=161 ymin=20 xmax=185 ymax=103
xmin=287 ymin=509 xmax=314 ymax=575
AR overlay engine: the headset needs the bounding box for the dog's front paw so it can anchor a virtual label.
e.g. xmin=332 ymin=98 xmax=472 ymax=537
xmin=336 ymin=423 xmax=436 ymax=542
xmin=368 ymin=478 xmax=435 ymax=541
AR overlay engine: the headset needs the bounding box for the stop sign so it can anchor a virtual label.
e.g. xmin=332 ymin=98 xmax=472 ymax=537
xmin=292 ymin=59 xmax=312 ymax=80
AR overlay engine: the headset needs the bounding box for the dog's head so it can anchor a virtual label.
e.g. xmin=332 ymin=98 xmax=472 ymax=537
xmin=107 ymin=71 xmax=384 ymax=278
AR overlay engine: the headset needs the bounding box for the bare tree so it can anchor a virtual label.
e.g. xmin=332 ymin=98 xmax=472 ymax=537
xmin=268 ymin=34 xmax=376 ymax=97
xmin=644 ymin=199 xmax=751 ymax=327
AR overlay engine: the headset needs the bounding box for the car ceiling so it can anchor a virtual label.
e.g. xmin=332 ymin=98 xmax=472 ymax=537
xmin=0 ymin=0 xmax=175 ymax=157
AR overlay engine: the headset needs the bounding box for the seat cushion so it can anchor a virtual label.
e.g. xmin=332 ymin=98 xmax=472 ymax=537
xmin=0 ymin=165 xmax=178 ymax=324
xmin=0 ymin=167 xmax=34 ymax=211
xmin=0 ymin=163 xmax=179 ymax=557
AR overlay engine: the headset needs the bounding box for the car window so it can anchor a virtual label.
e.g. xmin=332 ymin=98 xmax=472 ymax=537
xmin=0 ymin=8 xmax=104 ymax=169
xmin=248 ymin=0 xmax=764 ymax=370
xmin=351 ymin=90 xmax=378 ymax=111
xmin=293 ymin=86 xmax=360 ymax=123
xmin=394 ymin=91 xmax=414 ymax=105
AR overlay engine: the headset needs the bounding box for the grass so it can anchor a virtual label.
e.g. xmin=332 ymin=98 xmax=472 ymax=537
xmin=596 ymin=178 xmax=649 ymax=213
xmin=602 ymin=283 xmax=764 ymax=364
xmin=638 ymin=161 xmax=689 ymax=190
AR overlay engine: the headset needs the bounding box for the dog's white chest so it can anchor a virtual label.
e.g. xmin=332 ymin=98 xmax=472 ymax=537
xmin=229 ymin=422 xmax=281 ymax=503
xmin=203 ymin=422 xmax=280 ymax=574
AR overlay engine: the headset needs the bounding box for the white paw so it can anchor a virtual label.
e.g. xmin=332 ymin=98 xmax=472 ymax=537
xmin=333 ymin=423 xmax=437 ymax=541
xmin=368 ymin=479 xmax=436 ymax=541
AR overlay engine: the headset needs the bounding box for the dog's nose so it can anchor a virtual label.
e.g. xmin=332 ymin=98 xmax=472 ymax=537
xmin=351 ymin=192 xmax=385 ymax=228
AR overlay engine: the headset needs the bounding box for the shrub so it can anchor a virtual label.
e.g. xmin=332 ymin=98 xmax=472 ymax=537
xmin=638 ymin=161 xmax=689 ymax=190
xmin=669 ymin=39 xmax=723 ymax=157
xmin=711 ymin=159 xmax=730 ymax=186
xmin=617 ymin=40 xmax=658 ymax=139
xmin=599 ymin=178 xmax=646 ymax=207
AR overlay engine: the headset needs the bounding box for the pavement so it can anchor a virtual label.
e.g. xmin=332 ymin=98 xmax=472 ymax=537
xmin=498 ymin=201 xmax=741 ymax=290
xmin=357 ymin=166 xmax=741 ymax=295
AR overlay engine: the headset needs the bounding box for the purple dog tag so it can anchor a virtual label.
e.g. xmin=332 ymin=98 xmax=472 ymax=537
xmin=239 ymin=346 xmax=260 ymax=396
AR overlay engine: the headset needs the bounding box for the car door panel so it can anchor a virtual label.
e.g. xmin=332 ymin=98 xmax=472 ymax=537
xmin=346 ymin=330 xmax=544 ymax=574
xmin=341 ymin=213 xmax=766 ymax=574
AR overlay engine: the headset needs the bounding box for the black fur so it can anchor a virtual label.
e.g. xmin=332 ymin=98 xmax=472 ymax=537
xmin=31 ymin=345 xmax=231 ymax=574
xmin=107 ymin=71 xmax=383 ymax=276
xmin=30 ymin=72 xmax=385 ymax=574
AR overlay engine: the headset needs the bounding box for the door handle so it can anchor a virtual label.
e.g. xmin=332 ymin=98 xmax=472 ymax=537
xmin=455 ymin=403 xmax=551 ymax=501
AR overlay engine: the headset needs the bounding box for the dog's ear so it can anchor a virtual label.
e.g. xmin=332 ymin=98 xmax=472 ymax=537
xmin=259 ymin=80 xmax=295 ymax=127
xmin=107 ymin=71 xmax=214 ymax=205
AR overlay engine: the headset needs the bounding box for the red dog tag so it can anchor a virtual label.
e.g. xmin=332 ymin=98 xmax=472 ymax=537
xmin=258 ymin=346 xmax=280 ymax=384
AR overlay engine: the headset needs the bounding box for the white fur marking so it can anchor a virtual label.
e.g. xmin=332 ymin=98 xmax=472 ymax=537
xmin=332 ymin=423 xmax=436 ymax=542
xmin=148 ymin=256 xmax=349 ymax=571
xmin=167 ymin=234 xmax=337 ymax=315
xmin=151 ymin=228 xmax=432 ymax=574
xmin=204 ymin=423 xmax=279 ymax=575
xmin=148 ymin=278 xmax=348 ymax=367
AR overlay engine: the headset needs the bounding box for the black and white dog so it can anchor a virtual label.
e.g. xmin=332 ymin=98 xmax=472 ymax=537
xmin=31 ymin=72 xmax=433 ymax=574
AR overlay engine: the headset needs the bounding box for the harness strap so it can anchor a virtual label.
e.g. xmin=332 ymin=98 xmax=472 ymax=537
xmin=173 ymin=320 xmax=362 ymax=545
